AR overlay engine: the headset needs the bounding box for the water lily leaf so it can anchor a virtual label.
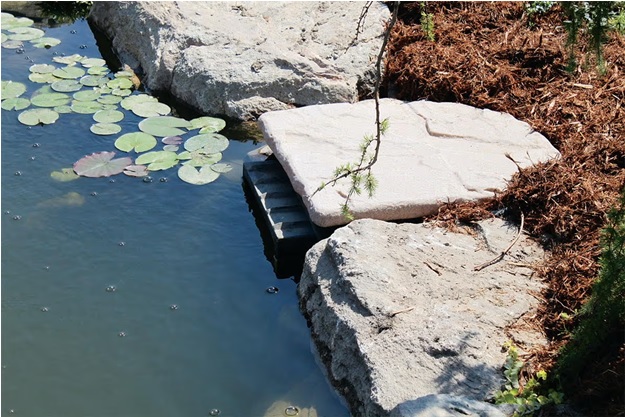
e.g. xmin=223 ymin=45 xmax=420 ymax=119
xmin=176 ymin=151 xmax=192 ymax=160
xmin=32 ymin=85 xmax=54 ymax=97
xmin=52 ymin=54 xmax=84 ymax=65
xmin=53 ymin=105 xmax=72 ymax=114
xmin=100 ymin=104 xmax=118 ymax=111
xmin=93 ymin=109 xmax=123 ymax=123
xmin=79 ymin=75 xmax=108 ymax=87
xmin=97 ymin=94 xmax=122 ymax=105
xmin=18 ymin=108 xmax=59 ymax=125
xmin=87 ymin=66 xmax=109 ymax=76
xmin=2 ymin=40 xmax=24 ymax=49
xmin=51 ymin=79 xmax=82 ymax=92
xmin=162 ymin=136 xmax=183 ymax=145
xmin=111 ymin=88 xmax=132 ymax=97
xmin=81 ymin=58 xmax=106 ymax=68
xmin=50 ymin=168 xmax=79 ymax=182
xmin=1 ymin=33 xmax=7 ymax=43
xmin=71 ymin=100 xmax=105 ymax=114
xmin=1 ymin=97 xmax=30 ymax=111
xmin=182 ymin=151 xmax=222 ymax=167
xmin=190 ymin=116 xmax=226 ymax=133
xmin=178 ymin=165 xmax=220 ymax=185
xmin=163 ymin=145 xmax=179 ymax=152
xmin=29 ymin=64 xmax=57 ymax=74
xmin=30 ymin=37 xmax=61 ymax=48
xmin=28 ymin=72 xmax=58 ymax=83
xmin=7 ymin=26 xmax=44 ymax=41
xmin=135 ymin=151 xmax=178 ymax=171
xmin=1 ymin=81 xmax=26 ymax=99
xmin=138 ymin=116 xmax=191 ymax=137
xmin=107 ymin=78 xmax=133 ymax=89
xmin=73 ymin=89 xmax=101 ymax=101
xmin=74 ymin=151 xmax=132 ymax=178
xmin=90 ymin=123 xmax=121 ymax=136
xmin=31 ymin=92 xmax=71 ymax=107
xmin=210 ymin=163 xmax=233 ymax=173
xmin=94 ymin=86 xmax=112 ymax=94
xmin=2 ymin=15 xmax=34 ymax=29
xmin=184 ymin=133 xmax=229 ymax=153
xmin=52 ymin=66 xmax=85 ymax=79
xmin=131 ymin=101 xmax=170 ymax=118
xmin=123 ymin=165 xmax=149 ymax=177
xmin=115 ymin=132 xmax=157 ymax=153
xmin=120 ymin=94 xmax=157 ymax=110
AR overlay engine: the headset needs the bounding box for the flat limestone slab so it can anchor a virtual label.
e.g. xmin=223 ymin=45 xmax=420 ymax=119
xmin=259 ymin=99 xmax=560 ymax=227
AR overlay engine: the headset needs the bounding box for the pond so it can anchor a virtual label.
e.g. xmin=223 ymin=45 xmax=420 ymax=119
xmin=1 ymin=10 xmax=349 ymax=417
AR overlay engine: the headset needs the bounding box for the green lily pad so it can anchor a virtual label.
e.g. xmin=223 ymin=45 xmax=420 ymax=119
xmin=190 ymin=116 xmax=226 ymax=133
xmin=30 ymin=37 xmax=61 ymax=48
xmin=7 ymin=26 xmax=44 ymax=41
xmin=97 ymin=95 xmax=122 ymax=105
xmin=163 ymin=145 xmax=179 ymax=152
xmin=93 ymin=109 xmax=124 ymax=123
xmin=135 ymin=151 xmax=179 ymax=171
xmin=184 ymin=133 xmax=229 ymax=153
xmin=107 ymin=78 xmax=133 ymax=89
xmin=80 ymin=75 xmax=108 ymax=87
xmin=1 ymin=81 xmax=27 ymax=99
xmin=100 ymin=104 xmax=118 ymax=111
xmin=131 ymin=101 xmax=171 ymax=118
xmin=31 ymin=92 xmax=71 ymax=107
xmin=1 ymin=97 xmax=30 ymax=111
xmin=74 ymin=151 xmax=132 ymax=178
xmin=94 ymin=86 xmax=112 ymax=94
xmin=111 ymin=88 xmax=132 ymax=97
xmin=71 ymin=100 xmax=105 ymax=114
xmin=90 ymin=123 xmax=122 ymax=136
xmin=53 ymin=105 xmax=73 ymax=114
xmin=1 ymin=15 xmax=34 ymax=30
xmin=2 ymin=40 xmax=24 ymax=49
xmin=18 ymin=108 xmax=59 ymax=125
xmin=182 ymin=151 xmax=222 ymax=167
xmin=120 ymin=94 xmax=157 ymax=110
xmin=73 ymin=89 xmax=101 ymax=101
xmin=87 ymin=66 xmax=109 ymax=76
xmin=178 ymin=165 xmax=220 ymax=185
xmin=81 ymin=58 xmax=106 ymax=68
xmin=52 ymin=66 xmax=86 ymax=79
xmin=115 ymin=70 xmax=135 ymax=78
xmin=210 ymin=163 xmax=233 ymax=173
xmin=51 ymin=79 xmax=82 ymax=92
xmin=1 ymin=33 xmax=7 ymax=43
xmin=176 ymin=151 xmax=192 ymax=160
xmin=50 ymin=168 xmax=79 ymax=182
xmin=138 ymin=116 xmax=191 ymax=137
xmin=28 ymin=72 xmax=58 ymax=83
xmin=162 ymin=136 xmax=183 ymax=145
xmin=123 ymin=165 xmax=149 ymax=177
xmin=29 ymin=64 xmax=57 ymax=74
xmin=115 ymin=132 xmax=157 ymax=153
xmin=52 ymin=54 xmax=84 ymax=65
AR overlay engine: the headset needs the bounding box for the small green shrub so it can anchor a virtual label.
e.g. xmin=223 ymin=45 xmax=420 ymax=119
xmin=419 ymin=2 xmax=435 ymax=42
xmin=525 ymin=1 xmax=555 ymax=27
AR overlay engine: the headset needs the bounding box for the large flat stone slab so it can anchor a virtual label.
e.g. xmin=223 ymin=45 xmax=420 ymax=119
xmin=298 ymin=218 xmax=547 ymax=416
xmin=88 ymin=2 xmax=390 ymax=120
xmin=259 ymin=99 xmax=560 ymax=227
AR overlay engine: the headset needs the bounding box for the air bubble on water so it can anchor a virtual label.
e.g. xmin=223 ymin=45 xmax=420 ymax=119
xmin=106 ymin=285 xmax=117 ymax=293
xmin=30 ymin=156 xmax=36 ymax=161
xmin=169 ymin=304 xmax=178 ymax=310
xmin=4 ymin=210 xmax=10 ymax=215
xmin=143 ymin=176 xmax=153 ymax=183
xmin=14 ymin=171 xmax=21 ymax=176
xmin=79 ymin=45 xmax=87 ymax=49
xmin=159 ymin=177 xmax=168 ymax=182
xmin=44 ymin=266 xmax=50 ymax=270
xmin=32 ymin=143 xmax=40 ymax=148
xmin=40 ymin=307 xmax=49 ymax=312
xmin=70 ymin=30 xmax=77 ymax=34
xmin=12 ymin=215 xmax=21 ymax=221
xmin=90 ymin=192 xmax=98 ymax=196
xmin=118 ymin=331 xmax=126 ymax=337
xmin=266 ymin=286 xmax=279 ymax=294
xmin=118 ymin=241 xmax=125 ymax=247
xmin=209 ymin=409 xmax=220 ymax=416
xmin=284 ymin=406 xmax=299 ymax=416
xmin=109 ymin=179 xmax=116 ymax=183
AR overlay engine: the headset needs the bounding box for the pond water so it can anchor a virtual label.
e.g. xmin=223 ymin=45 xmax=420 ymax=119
xmin=1 ymin=14 xmax=348 ymax=417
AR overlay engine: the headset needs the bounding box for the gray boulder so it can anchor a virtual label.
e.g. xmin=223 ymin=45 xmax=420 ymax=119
xmin=88 ymin=1 xmax=390 ymax=120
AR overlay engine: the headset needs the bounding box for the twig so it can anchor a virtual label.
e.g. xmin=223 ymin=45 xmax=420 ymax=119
xmin=474 ymin=213 xmax=525 ymax=271
xmin=423 ymin=261 xmax=442 ymax=275
xmin=390 ymin=306 xmax=415 ymax=317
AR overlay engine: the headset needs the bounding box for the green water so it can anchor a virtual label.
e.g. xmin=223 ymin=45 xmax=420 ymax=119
xmin=1 ymin=16 xmax=348 ymax=417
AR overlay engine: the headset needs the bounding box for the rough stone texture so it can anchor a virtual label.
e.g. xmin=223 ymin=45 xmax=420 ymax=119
xmin=390 ymin=394 xmax=512 ymax=417
xmin=88 ymin=1 xmax=390 ymax=120
xmin=298 ymin=218 xmax=547 ymax=416
xmin=259 ymin=98 xmax=561 ymax=227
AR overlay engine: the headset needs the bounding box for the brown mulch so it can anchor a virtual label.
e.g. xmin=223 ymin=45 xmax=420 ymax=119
xmin=384 ymin=2 xmax=624 ymax=414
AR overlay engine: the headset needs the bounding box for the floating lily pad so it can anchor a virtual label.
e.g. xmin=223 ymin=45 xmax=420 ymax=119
xmin=184 ymin=133 xmax=229 ymax=153
xmin=163 ymin=145 xmax=179 ymax=152
xmin=31 ymin=92 xmax=71 ymax=107
xmin=120 ymin=94 xmax=157 ymax=110
xmin=138 ymin=116 xmax=191 ymax=137
xmin=114 ymin=70 xmax=135 ymax=78
xmin=111 ymin=88 xmax=132 ymax=97
xmin=29 ymin=64 xmax=57 ymax=74
xmin=7 ymin=26 xmax=45 ymax=41
xmin=107 ymin=78 xmax=133 ymax=89
xmin=135 ymin=151 xmax=178 ymax=171
xmin=99 ymin=104 xmax=118 ymax=111
xmin=74 ymin=151 xmax=132 ymax=178
xmin=1 ymin=97 xmax=30 ymax=111
xmin=182 ymin=151 xmax=222 ymax=167
xmin=73 ymin=89 xmax=101 ymax=101
xmin=87 ymin=66 xmax=109 ymax=76
xmin=53 ymin=54 xmax=84 ymax=65
xmin=51 ymin=79 xmax=82 ymax=92
xmin=90 ymin=123 xmax=122 ymax=136
xmin=93 ymin=109 xmax=123 ymax=123
xmin=131 ymin=101 xmax=170 ymax=118
xmin=210 ymin=163 xmax=233 ymax=173
xmin=52 ymin=66 xmax=86 ymax=79
xmin=81 ymin=58 xmax=106 ymax=68
xmin=29 ymin=72 xmax=57 ymax=83
xmin=178 ymin=165 xmax=220 ymax=185
xmin=18 ymin=108 xmax=59 ymax=125
xmin=123 ymin=165 xmax=149 ymax=177
xmin=2 ymin=40 xmax=24 ymax=49
xmin=50 ymin=168 xmax=79 ymax=182
xmin=71 ymin=100 xmax=105 ymax=114
xmin=1 ymin=81 xmax=26 ymax=99
xmin=97 ymin=94 xmax=122 ymax=105
xmin=162 ymin=136 xmax=183 ymax=145
xmin=190 ymin=116 xmax=226 ymax=133
xmin=115 ymin=132 xmax=157 ymax=153
xmin=30 ymin=37 xmax=61 ymax=48
xmin=1 ymin=33 xmax=7 ymax=43
xmin=80 ymin=75 xmax=108 ymax=87
xmin=1 ymin=15 xmax=34 ymax=29
xmin=94 ymin=86 xmax=112 ymax=94
xmin=53 ymin=105 xmax=72 ymax=114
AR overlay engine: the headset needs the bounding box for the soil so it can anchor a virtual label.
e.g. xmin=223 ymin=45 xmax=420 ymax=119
xmin=384 ymin=2 xmax=624 ymax=416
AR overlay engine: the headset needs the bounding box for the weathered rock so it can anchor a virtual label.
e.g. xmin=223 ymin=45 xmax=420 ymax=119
xmin=88 ymin=1 xmax=390 ymax=120
xmin=259 ymin=98 xmax=560 ymax=227
xmin=298 ymin=218 xmax=547 ymax=416
xmin=390 ymin=394 xmax=511 ymax=417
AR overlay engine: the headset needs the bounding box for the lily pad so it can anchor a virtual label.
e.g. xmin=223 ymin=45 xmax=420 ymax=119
xmin=97 ymin=95 xmax=122 ymax=105
xmin=81 ymin=58 xmax=106 ymax=68
xmin=90 ymin=123 xmax=122 ymax=136
xmin=178 ymin=165 xmax=220 ymax=185
xmin=73 ymin=89 xmax=101 ymax=101
xmin=53 ymin=105 xmax=73 ymax=114
xmin=182 ymin=151 xmax=222 ymax=167
xmin=184 ymin=133 xmax=229 ymax=153
xmin=135 ymin=151 xmax=179 ymax=171
xmin=87 ymin=66 xmax=109 ymax=76
xmin=163 ymin=145 xmax=179 ymax=152
xmin=30 ymin=37 xmax=61 ymax=48
xmin=120 ymin=94 xmax=157 ymax=110
xmin=210 ymin=163 xmax=233 ymax=173
xmin=190 ymin=116 xmax=226 ymax=133
xmin=1 ymin=81 xmax=26 ymax=99
xmin=18 ymin=108 xmax=59 ymax=125
xmin=93 ymin=109 xmax=123 ymax=123
xmin=123 ymin=165 xmax=149 ymax=177
xmin=31 ymin=92 xmax=71 ymax=107
xmin=131 ymin=101 xmax=171 ymax=118
xmin=80 ymin=75 xmax=108 ymax=87
xmin=107 ymin=78 xmax=133 ymax=89
xmin=2 ymin=40 xmax=24 ymax=49
xmin=7 ymin=26 xmax=44 ymax=41
xmin=162 ymin=136 xmax=183 ymax=145
xmin=71 ymin=100 xmax=105 ymax=114
xmin=138 ymin=116 xmax=191 ymax=137
xmin=74 ymin=152 xmax=133 ymax=178
xmin=1 ymin=97 xmax=30 ymax=111
xmin=1 ymin=33 xmax=7 ymax=43
xmin=30 ymin=64 xmax=57 ymax=74
xmin=111 ymin=88 xmax=132 ymax=97
xmin=52 ymin=54 xmax=84 ymax=65
xmin=29 ymin=72 xmax=58 ymax=83
xmin=51 ymin=79 xmax=82 ymax=92
xmin=115 ymin=132 xmax=157 ymax=153
xmin=50 ymin=168 xmax=79 ymax=182
xmin=52 ymin=66 xmax=86 ymax=79
xmin=1 ymin=15 xmax=34 ymax=30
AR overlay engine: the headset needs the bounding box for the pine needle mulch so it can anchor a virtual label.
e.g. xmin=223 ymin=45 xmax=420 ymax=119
xmin=385 ymin=2 xmax=624 ymax=414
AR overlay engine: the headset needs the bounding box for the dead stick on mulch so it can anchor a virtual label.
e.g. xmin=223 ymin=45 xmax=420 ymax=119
xmin=390 ymin=306 xmax=415 ymax=317
xmin=474 ymin=213 xmax=525 ymax=271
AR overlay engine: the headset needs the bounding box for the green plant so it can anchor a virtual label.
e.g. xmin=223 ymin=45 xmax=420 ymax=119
xmin=525 ymin=1 xmax=555 ymax=27
xmin=609 ymin=2 xmax=625 ymax=34
xmin=495 ymin=342 xmax=564 ymax=416
xmin=420 ymin=2 xmax=435 ymax=41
